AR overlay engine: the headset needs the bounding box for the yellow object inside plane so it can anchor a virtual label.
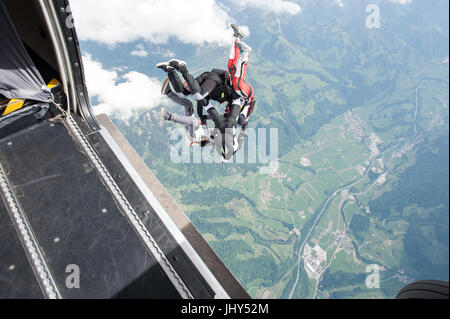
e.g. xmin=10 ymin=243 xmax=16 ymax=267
xmin=1 ymin=79 xmax=59 ymax=116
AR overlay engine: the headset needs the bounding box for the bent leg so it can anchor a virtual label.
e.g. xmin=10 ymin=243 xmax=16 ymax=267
xmin=169 ymin=113 xmax=198 ymax=127
xmin=195 ymin=78 xmax=217 ymax=101
xmin=228 ymin=39 xmax=240 ymax=79
xmin=165 ymin=69 xmax=185 ymax=94
xmin=232 ymin=77 xmax=253 ymax=101
xmin=168 ymin=112 xmax=199 ymax=138
xmin=228 ymin=38 xmax=253 ymax=101
xmin=228 ymin=38 xmax=250 ymax=83
xmin=177 ymin=66 xmax=202 ymax=95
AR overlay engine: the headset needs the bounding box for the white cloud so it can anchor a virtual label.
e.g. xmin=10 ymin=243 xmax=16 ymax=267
xmin=165 ymin=49 xmax=176 ymax=58
xmin=71 ymin=0 xmax=234 ymax=47
xmin=130 ymin=44 xmax=148 ymax=57
xmin=232 ymin=0 xmax=301 ymax=15
xmin=70 ymin=0 xmax=298 ymax=48
xmin=150 ymin=47 xmax=176 ymax=58
xmin=389 ymin=0 xmax=412 ymax=4
xmin=333 ymin=0 xmax=344 ymax=8
xmin=82 ymin=53 xmax=164 ymax=120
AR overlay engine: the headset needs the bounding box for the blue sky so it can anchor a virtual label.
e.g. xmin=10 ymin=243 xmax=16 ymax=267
xmin=70 ymin=0 xmax=413 ymax=120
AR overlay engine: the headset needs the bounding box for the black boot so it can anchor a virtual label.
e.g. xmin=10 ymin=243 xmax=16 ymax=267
xmin=168 ymin=59 xmax=187 ymax=71
xmin=156 ymin=62 xmax=175 ymax=73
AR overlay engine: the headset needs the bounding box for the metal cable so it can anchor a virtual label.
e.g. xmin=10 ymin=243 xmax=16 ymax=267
xmin=0 ymin=162 xmax=61 ymax=299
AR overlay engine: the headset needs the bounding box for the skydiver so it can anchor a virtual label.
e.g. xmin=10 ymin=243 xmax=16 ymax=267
xmin=227 ymin=24 xmax=256 ymax=129
xmin=156 ymin=24 xmax=255 ymax=160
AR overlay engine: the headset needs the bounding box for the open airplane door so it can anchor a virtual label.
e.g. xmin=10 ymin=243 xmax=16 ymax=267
xmin=0 ymin=0 xmax=249 ymax=299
